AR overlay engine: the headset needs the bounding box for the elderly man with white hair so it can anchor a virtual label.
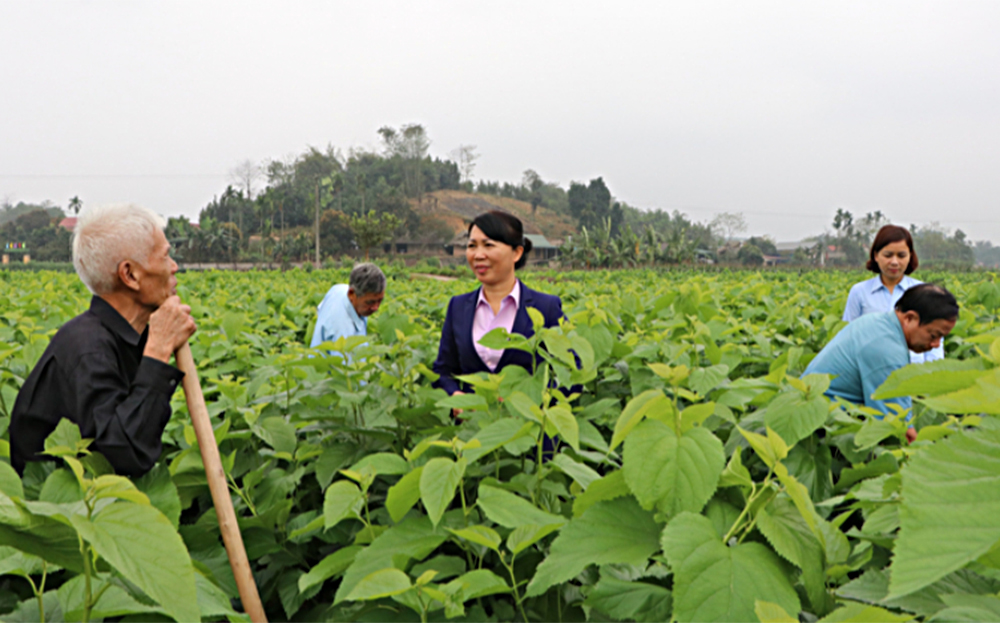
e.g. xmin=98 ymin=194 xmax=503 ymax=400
xmin=310 ymin=262 xmax=386 ymax=352
xmin=10 ymin=204 xmax=196 ymax=477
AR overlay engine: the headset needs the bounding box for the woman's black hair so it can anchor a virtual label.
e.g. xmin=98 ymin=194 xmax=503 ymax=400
xmin=895 ymin=283 xmax=959 ymax=324
xmin=468 ymin=211 xmax=533 ymax=270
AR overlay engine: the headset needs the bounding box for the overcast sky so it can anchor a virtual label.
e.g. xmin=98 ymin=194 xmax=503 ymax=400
xmin=2 ymin=1 xmax=1000 ymax=243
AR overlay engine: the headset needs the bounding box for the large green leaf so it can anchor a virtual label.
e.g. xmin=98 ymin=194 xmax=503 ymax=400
xmin=420 ymin=458 xmax=465 ymax=528
xmin=324 ymin=480 xmax=364 ymax=529
xmin=0 ymin=463 xmax=22 ymax=500
xmin=335 ymin=515 xmax=448 ymax=604
xmin=69 ymin=502 xmax=199 ymax=623
xmin=623 ymin=420 xmax=724 ymax=517
xmin=477 ymin=484 xmax=565 ymax=528
xmin=57 ymin=575 xmax=165 ymax=621
xmin=572 ymin=470 xmax=629 ymax=517
xmin=0 ymin=546 xmax=48 ymax=577
xmin=386 ymin=467 xmax=423 ymax=523
xmin=550 ymin=454 xmax=600 ymax=489
xmin=464 ymin=418 xmax=529 ymax=463
xmin=838 ymin=568 xmax=1000 ymax=618
xmin=584 ymin=576 xmax=673 ymax=622
xmin=764 ymin=389 xmax=829 ymax=447
xmin=662 ymin=512 xmax=800 ymax=622
xmin=0 ymin=494 xmax=83 ymax=572
xmin=134 ymin=464 xmax=181 ymax=529
xmin=257 ymin=416 xmax=298 ymax=454
xmin=346 ymin=568 xmax=412 ymax=601
xmin=546 ymin=406 xmax=580 ymax=451
xmin=526 ymin=497 xmax=661 ymax=597
xmin=299 ymin=546 xmax=362 ymax=593
xmin=888 ymin=429 xmax=1000 ymax=599
xmin=757 ymin=495 xmax=830 ymax=614
xmin=919 ymin=368 xmax=1000 ymax=415
xmin=611 ymin=389 xmax=672 ymax=450
xmin=444 ymin=569 xmax=510 ymax=601
xmin=873 ymin=358 xmax=986 ymax=400
xmin=819 ymin=602 xmax=914 ymax=622
xmin=349 ymin=452 xmax=410 ymax=476
xmin=314 ymin=442 xmax=359 ymax=489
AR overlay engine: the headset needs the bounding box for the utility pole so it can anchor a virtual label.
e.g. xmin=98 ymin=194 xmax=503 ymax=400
xmin=315 ymin=180 xmax=321 ymax=265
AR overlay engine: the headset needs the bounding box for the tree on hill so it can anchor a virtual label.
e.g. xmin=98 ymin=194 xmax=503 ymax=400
xmin=349 ymin=210 xmax=401 ymax=260
xmin=523 ymin=170 xmax=544 ymax=215
xmin=568 ymin=177 xmax=621 ymax=234
xmin=452 ymin=145 xmax=479 ymax=185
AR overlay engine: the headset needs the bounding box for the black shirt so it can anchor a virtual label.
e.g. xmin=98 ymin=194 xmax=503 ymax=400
xmin=10 ymin=296 xmax=184 ymax=477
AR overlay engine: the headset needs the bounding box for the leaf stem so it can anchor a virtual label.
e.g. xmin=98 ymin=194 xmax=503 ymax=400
xmin=503 ymin=554 xmax=529 ymax=623
xmin=722 ymin=470 xmax=771 ymax=544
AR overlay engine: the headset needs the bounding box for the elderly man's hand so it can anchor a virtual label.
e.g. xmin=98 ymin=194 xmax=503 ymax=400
xmin=145 ymin=295 xmax=197 ymax=363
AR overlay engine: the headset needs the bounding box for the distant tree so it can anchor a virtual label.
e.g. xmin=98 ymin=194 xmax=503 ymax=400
xmin=68 ymin=196 xmax=83 ymax=216
xmin=738 ymin=243 xmax=764 ymax=266
xmin=319 ymin=209 xmax=354 ymax=256
xmin=522 ymin=169 xmax=544 ymax=215
xmin=568 ymin=177 xmax=612 ymax=231
xmin=974 ymin=240 xmax=1000 ymax=268
xmin=910 ymin=222 xmax=975 ymax=269
xmin=229 ymin=160 xmax=263 ymax=201
xmin=349 ymin=210 xmax=401 ymax=260
xmin=452 ymin=145 xmax=479 ymax=183
xmin=745 ymin=235 xmax=777 ymax=256
xmin=379 ymin=124 xmax=430 ymax=202
xmin=710 ymin=212 xmax=748 ymax=243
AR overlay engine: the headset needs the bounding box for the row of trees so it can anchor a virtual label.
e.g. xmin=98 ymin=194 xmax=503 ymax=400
xmin=4 ymin=122 xmax=993 ymax=270
xmin=0 ymin=202 xmax=71 ymax=261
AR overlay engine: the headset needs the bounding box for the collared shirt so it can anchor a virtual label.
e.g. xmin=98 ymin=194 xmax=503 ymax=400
xmin=843 ymin=275 xmax=944 ymax=364
xmin=310 ymin=284 xmax=367 ymax=353
xmin=803 ymin=311 xmax=912 ymax=416
xmin=472 ymin=280 xmax=521 ymax=372
xmin=10 ymin=296 xmax=184 ymax=477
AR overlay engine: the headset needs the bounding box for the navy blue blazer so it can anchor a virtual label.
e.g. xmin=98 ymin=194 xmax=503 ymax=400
xmin=433 ymin=282 xmax=565 ymax=395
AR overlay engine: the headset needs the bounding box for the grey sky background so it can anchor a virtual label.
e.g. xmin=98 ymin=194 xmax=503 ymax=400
xmin=2 ymin=1 xmax=999 ymax=243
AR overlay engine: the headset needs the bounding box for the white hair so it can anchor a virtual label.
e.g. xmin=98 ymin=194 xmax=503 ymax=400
xmin=72 ymin=203 xmax=167 ymax=295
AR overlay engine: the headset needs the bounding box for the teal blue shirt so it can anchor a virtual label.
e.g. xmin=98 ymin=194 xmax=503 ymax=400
xmin=803 ymin=312 xmax=912 ymax=415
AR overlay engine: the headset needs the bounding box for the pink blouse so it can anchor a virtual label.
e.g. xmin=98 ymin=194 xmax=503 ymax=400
xmin=472 ymin=280 xmax=521 ymax=371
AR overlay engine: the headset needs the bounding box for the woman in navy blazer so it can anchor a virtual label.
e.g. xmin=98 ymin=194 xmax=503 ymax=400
xmin=433 ymin=211 xmax=565 ymax=397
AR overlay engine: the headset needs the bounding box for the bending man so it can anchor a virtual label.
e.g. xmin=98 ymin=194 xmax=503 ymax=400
xmin=11 ymin=204 xmax=196 ymax=477
xmin=310 ymin=263 xmax=385 ymax=352
xmin=803 ymin=283 xmax=958 ymax=443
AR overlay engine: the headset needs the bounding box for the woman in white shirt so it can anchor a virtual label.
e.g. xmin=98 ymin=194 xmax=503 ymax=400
xmin=843 ymin=224 xmax=944 ymax=363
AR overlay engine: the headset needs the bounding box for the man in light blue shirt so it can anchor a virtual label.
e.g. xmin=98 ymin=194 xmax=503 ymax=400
xmin=805 ymin=284 xmax=958 ymax=442
xmin=310 ymin=263 xmax=386 ymax=354
xmin=843 ymin=274 xmax=945 ymax=364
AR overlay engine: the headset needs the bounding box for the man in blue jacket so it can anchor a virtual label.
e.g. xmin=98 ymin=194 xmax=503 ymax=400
xmin=803 ymin=283 xmax=958 ymax=442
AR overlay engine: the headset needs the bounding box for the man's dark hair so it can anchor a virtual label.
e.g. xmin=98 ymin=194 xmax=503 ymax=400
xmin=895 ymin=283 xmax=959 ymax=324
xmin=468 ymin=211 xmax=533 ymax=270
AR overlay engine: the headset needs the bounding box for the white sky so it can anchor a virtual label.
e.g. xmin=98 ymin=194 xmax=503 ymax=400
xmin=2 ymin=1 xmax=1000 ymax=243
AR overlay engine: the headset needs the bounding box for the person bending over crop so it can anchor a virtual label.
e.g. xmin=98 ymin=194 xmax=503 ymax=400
xmin=310 ymin=262 xmax=385 ymax=354
xmin=11 ymin=203 xmax=197 ymax=477
xmin=433 ymin=211 xmax=564 ymax=411
xmin=843 ymin=224 xmax=944 ymax=364
xmin=804 ymin=283 xmax=958 ymax=443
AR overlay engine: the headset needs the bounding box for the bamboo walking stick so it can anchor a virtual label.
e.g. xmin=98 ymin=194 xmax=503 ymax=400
xmin=176 ymin=342 xmax=268 ymax=623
